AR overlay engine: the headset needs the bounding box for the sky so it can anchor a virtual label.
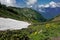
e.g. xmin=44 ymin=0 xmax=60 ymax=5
xmin=0 ymin=0 xmax=60 ymax=7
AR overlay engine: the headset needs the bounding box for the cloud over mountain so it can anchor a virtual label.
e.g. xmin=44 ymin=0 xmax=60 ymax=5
xmin=38 ymin=1 xmax=60 ymax=8
xmin=37 ymin=1 xmax=60 ymax=12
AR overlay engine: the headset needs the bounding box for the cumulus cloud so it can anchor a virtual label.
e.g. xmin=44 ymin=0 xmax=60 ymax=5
xmin=49 ymin=1 xmax=57 ymax=8
xmin=0 ymin=0 xmax=16 ymax=6
xmin=37 ymin=1 xmax=60 ymax=12
xmin=38 ymin=1 xmax=60 ymax=8
xmin=38 ymin=1 xmax=60 ymax=12
xmin=25 ymin=0 xmax=37 ymax=5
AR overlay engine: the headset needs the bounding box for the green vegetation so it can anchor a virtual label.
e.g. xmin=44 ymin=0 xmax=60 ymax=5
xmin=28 ymin=21 xmax=60 ymax=40
xmin=0 ymin=3 xmax=60 ymax=40
xmin=0 ymin=21 xmax=60 ymax=40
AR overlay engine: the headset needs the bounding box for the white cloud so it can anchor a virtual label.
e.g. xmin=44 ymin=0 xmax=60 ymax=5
xmin=39 ymin=9 xmax=45 ymax=12
xmin=38 ymin=4 xmax=49 ymax=8
xmin=0 ymin=0 xmax=16 ymax=6
xmin=38 ymin=1 xmax=60 ymax=8
xmin=26 ymin=0 xmax=37 ymax=5
xmin=45 ymin=4 xmax=49 ymax=7
xmin=49 ymin=1 xmax=57 ymax=8
xmin=38 ymin=5 xmax=44 ymax=8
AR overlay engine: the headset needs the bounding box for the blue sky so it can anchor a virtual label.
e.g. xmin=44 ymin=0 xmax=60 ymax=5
xmin=16 ymin=0 xmax=60 ymax=4
xmin=16 ymin=0 xmax=60 ymax=7
xmin=0 ymin=0 xmax=60 ymax=7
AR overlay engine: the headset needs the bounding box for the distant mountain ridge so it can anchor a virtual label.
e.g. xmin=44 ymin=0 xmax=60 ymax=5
xmin=35 ymin=1 xmax=60 ymax=19
xmin=38 ymin=7 xmax=60 ymax=19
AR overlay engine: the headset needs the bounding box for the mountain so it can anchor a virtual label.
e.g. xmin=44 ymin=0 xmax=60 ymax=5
xmin=36 ymin=1 xmax=60 ymax=19
xmin=38 ymin=7 xmax=60 ymax=19
xmin=0 ymin=3 xmax=46 ymax=23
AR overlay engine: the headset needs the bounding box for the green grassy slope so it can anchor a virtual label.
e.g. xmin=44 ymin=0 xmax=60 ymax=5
xmin=28 ymin=21 xmax=60 ymax=40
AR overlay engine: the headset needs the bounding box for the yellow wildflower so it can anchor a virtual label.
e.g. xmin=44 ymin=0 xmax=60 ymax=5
xmin=34 ymin=32 xmax=38 ymax=35
xmin=46 ymin=23 xmax=50 ymax=28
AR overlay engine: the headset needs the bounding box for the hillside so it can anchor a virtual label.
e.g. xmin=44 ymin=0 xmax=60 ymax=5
xmin=0 ymin=4 xmax=46 ymax=23
xmin=52 ymin=15 xmax=60 ymax=21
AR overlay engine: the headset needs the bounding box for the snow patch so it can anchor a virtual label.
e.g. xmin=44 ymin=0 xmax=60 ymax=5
xmin=0 ymin=18 xmax=31 ymax=30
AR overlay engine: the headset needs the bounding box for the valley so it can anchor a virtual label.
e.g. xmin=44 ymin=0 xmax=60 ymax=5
xmin=0 ymin=3 xmax=60 ymax=40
